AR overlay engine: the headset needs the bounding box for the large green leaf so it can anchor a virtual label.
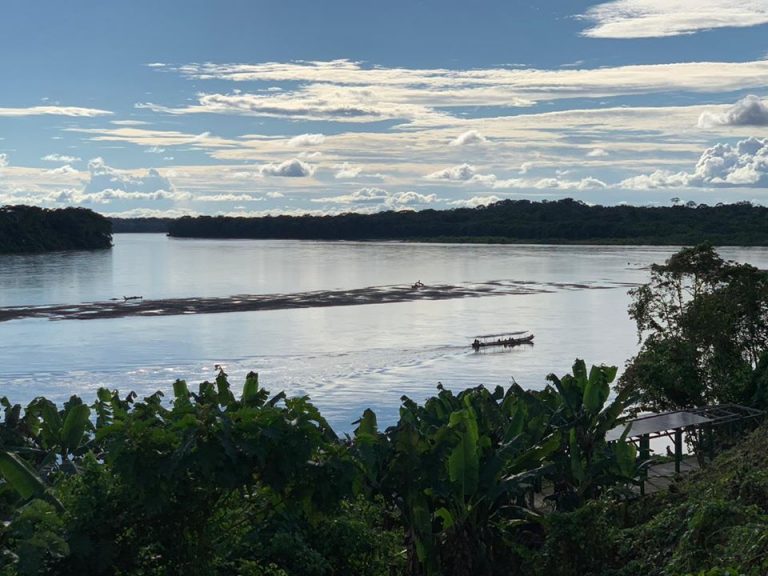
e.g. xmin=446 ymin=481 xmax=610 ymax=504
xmin=172 ymin=379 xmax=190 ymax=402
xmin=568 ymin=429 xmax=585 ymax=484
xmin=572 ymin=359 xmax=588 ymax=384
xmin=61 ymin=404 xmax=90 ymax=453
xmin=613 ymin=441 xmax=638 ymax=479
xmin=583 ymin=366 xmax=612 ymax=414
xmin=354 ymin=408 xmax=378 ymax=440
xmin=508 ymin=432 xmax=561 ymax=473
xmin=0 ymin=450 xmax=47 ymax=500
xmin=447 ymin=409 xmax=480 ymax=499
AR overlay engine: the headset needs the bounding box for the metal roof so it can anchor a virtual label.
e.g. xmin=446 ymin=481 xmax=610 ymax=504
xmin=606 ymin=411 xmax=713 ymax=442
xmin=606 ymin=404 xmax=764 ymax=442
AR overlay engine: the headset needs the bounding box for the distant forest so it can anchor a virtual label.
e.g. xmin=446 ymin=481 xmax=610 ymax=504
xmin=158 ymin=199 xmax=768 ymax=245
xmin=111 ymin=217 xmax=173 ymax=233
xmin=0 ymin=205 xmax=112 ymax=254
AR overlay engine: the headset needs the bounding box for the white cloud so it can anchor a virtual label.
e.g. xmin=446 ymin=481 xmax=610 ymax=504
xmin=84 ymin=157 xmax=177 ymax=196
xmin=698 ymin=95 xmax=768 ymax=128
xmin=110 ymin=120 xmax=149 ymax=126
xmin=425 ymin=163 xmax=477 ymax=181
xmin=45 ymin=165 xmax=79 ymax=176
xmin=287 ymin=133 xmax=326 ymax=147
xmin=0 ymin=106 xmax=111 ymax=117
xmin=449 ymin=195 xmax=502 ymax=208
xmin=334 ymin=162 xmax=363 ymax=179
xmin=42 ymin=154 xmax=81 ymax=163
xmin=0 ymin=154 xmax=7 ymax=168
xmin=519 ymin=162 xmax=535 ymax=174
xmin=266 ymin=191 xmax=284 ymax=198
xmin=313 ymin=187 xmax=389 ymax=204
xmin=260 ymin=158 xmax=315 ymax=177
xmin=139 ymin=87 xmax=445 ymax=124
xmin=587 ymin=148 xmax=609 ymax=157
xmin=386 ymin=191 xmax=438 ymax=208
xmin=491 ymin=176 xmax=609 ymax=190
xmin=423 ymin=166 xmax=604 ymax=189
xmin=156 ymin=59 xmax=768 ymax=125
xmin=68 ymin=127 xmax=235 ymax=149
xmin=620 ymin=137 xmax=768 ymax=188
xmin=78 ymin=188 xmax=192 ymax=204
xmin=581 ymin=0 xmax=768 ymax=38
xmin=312 ymin=187 xmax=437 ymax=209
xmin=450 ymin=130 xmax=487 ymax=146
xmin=195 ymin=194 xmax=262 ymax=202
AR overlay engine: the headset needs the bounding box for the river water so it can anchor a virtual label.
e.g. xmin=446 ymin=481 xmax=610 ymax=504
xmin=2 ymin=235 xmax=767 ymax=431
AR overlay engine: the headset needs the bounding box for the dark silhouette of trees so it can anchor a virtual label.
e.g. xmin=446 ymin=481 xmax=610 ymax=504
xmin=0 ymin=205 xmax=112 ymax=254
xmin=620 ymin=244 xmax=768 ymax=410
xmin=165 ymin=199 xmax=768 ymax=245
xmin=110 ymin=217 xmax=173 ymax=233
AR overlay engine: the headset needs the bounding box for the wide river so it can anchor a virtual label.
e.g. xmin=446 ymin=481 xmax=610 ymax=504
xmin=3 ymin=234 xmax=768 ymax=431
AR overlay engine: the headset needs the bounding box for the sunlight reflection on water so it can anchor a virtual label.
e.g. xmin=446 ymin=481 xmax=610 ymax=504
xmin=3 ymin=235 xmax=768 ymax=431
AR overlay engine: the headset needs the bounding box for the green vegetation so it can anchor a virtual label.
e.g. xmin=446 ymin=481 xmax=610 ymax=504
xmin=166 ymin=199 xmax=768 ymax=245
xmin=522 ymin=423 xmax=768 ymax=576
xmin=0 ymin=205 xmax=112 ymax=254
xmin=2 ymin=244 xmax=768 ymax=575
xmin=0 ymin=362 xmax=640 ymax=576
xmin=109 ymin=217 xmax=173 ymax=233
xmin=619 ymin=244 xmax=768 ymax=412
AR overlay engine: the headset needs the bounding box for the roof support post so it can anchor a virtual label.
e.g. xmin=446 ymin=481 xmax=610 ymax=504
xmin=674 ymin=429 xmax=683 ymax=474
xmin=639 ymin=434 xmax=650 ymax=495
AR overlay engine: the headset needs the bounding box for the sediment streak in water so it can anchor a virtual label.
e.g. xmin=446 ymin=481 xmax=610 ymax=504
xmin=0 ymin=280 xmax=634 ymax=323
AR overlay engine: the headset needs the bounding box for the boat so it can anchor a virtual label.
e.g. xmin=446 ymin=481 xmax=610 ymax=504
xmin=471 ymin=333 xmax=534 ymax=350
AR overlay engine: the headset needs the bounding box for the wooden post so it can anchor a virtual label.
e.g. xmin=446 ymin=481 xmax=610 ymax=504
xmin=674 ymin=429 xmax=683 ymax=474
xmin=639 ymin=434 xmax=650 ymax=495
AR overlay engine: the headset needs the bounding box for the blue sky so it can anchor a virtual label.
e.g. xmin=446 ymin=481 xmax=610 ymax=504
xmin=1 ymin=0 xmax=768 ymax=216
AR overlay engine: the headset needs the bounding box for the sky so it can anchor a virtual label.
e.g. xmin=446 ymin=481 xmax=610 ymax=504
xmin=1 ymin=0 xmax=768 ymax=217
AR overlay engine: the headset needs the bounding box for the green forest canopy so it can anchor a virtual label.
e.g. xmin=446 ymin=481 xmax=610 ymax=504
xmin=0 ymin=205 xmax=112 ymax=254
xmin=160 ymin=199 xmax=768 ymax=245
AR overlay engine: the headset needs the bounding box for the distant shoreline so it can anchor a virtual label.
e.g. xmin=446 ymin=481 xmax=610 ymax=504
xmin=110 ymin=198 xmax=768 ymax=246
xmin=111 ymin=231 xmax=765 ymax=248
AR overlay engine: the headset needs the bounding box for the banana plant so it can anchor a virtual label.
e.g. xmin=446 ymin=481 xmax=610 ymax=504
xmin=545 ymin=360 xmax=639 ymax=510
xmin=356 ymin=384 xmax=560 ymax=576
xmin=0 ymin=395 xmax=86 ymax=510
xmin=22 ymin=396 xmax=93 ymax=477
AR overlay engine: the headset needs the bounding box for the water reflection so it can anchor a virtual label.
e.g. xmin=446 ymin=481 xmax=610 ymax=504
xmin=3 ymin=236 xmax=768 ymax=431
xmin=0 ymin=248 xmax=113 ymax=307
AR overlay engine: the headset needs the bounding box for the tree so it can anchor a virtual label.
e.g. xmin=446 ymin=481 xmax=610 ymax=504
xmin=619 ymin=244 xmax=768 ymax=410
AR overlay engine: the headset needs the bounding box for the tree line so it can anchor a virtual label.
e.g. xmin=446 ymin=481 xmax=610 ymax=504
xmin=0 ymin=205 xmax=112 ymax=254
xmin=162 ymin=199 xmax=768 ymax=244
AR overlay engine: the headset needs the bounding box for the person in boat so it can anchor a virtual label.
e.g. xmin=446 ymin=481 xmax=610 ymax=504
xmin=473 ymin=338 xmax=481 ymax=349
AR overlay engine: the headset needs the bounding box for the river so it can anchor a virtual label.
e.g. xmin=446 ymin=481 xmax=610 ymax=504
xmin=3 ymin=234 xmax=768 ymax=430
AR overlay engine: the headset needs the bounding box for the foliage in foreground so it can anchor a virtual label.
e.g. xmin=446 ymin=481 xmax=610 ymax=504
xmin=0 ymin=361 xmax=638 ymax=576
xmin=522 ymin=422 xmax=768 ymax=576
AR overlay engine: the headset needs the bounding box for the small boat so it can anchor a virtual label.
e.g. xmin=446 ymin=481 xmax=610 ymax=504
xmin=471 ymin=333 xmax=534 ymax=350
